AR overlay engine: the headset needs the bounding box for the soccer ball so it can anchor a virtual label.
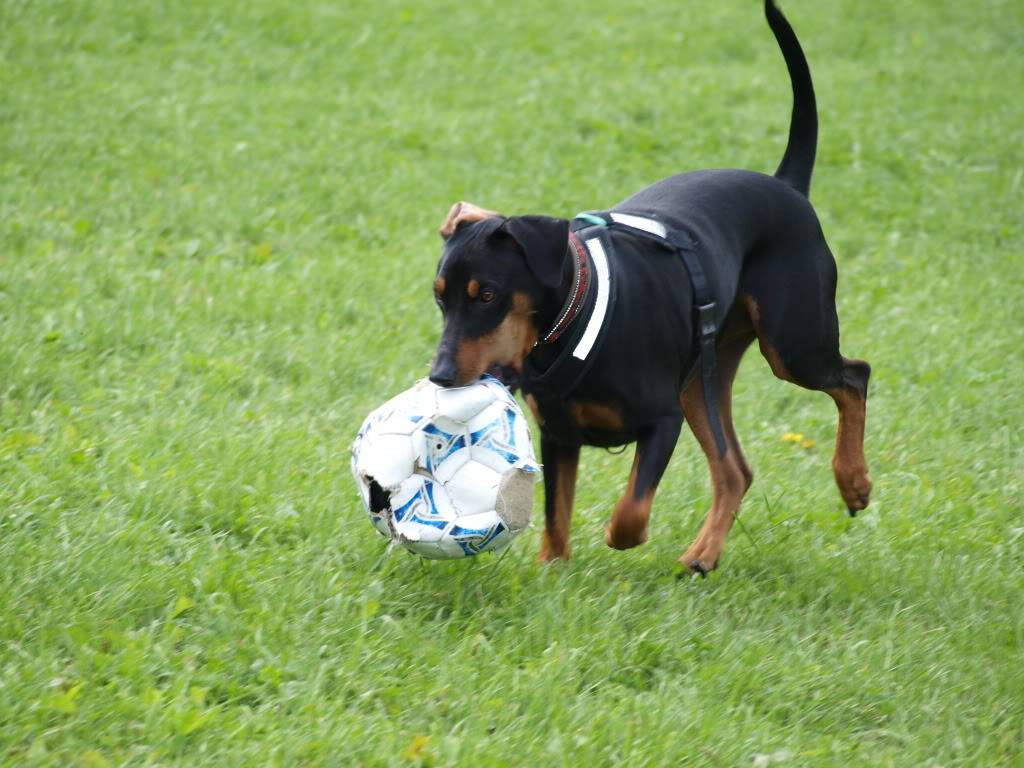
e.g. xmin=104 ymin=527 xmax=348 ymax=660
xmin=351 ymin=375 xmax=539 ymax=559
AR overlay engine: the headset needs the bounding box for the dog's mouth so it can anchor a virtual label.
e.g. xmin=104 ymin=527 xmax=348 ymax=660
xmin=430 ymin=359 xmax=521 ymax=392
xmin=486 ymin=363 xmax=521 ymax=393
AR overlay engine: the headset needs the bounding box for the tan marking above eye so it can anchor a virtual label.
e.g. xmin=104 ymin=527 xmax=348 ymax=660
xmin=467 ymin=279 xmax=480 ymax=299
xmin=434 ymin=277 xmax=446 ymax=296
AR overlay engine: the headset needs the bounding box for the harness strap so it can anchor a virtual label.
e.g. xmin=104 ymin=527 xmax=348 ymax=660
xmin=571 ymin=234 xmax=611 ymax=361
xmin=522 ymin=221 xmax=618 ymax=445
xmin=676 ymin=240 xmax=729 ymax=459
xmin=577 ymin=211 xmax=730 ymax=458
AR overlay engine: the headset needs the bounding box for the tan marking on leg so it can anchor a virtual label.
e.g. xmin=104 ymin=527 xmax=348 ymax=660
xmin=454 ymin=292 xmax=538 ymax=385
xmin=718 ymin=336 xmax=755 ymax=491
xmin=678 ymin=336 xmax=753 ymax=574
xmin=605 ymin=450 xmax=654 ymax=549
xmin=743 ymin=293 xmax=794 ymax=382
xmin=524 ymin=394 xmax=545 ymax=427
xmin=569 ymin=400 xmax=624 ymax=432
xmin=827 ymin=372 xmax=872 ymax=512
xmin=539 ymin=447 xmax=579 ymax=562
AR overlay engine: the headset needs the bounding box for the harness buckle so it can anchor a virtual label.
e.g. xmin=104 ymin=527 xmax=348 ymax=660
xmin=574 ymin=212 xmax=609 ymax=229
xmin=697 ymin=302 xmax=717 ymax=338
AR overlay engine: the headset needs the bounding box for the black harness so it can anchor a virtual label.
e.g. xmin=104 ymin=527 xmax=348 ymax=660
xmin=522 ymin=211 xmax=729 ymax=457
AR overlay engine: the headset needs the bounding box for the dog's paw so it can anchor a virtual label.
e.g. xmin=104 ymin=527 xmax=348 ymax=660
xmin=538 ymin=546 xmax=571 ymax=563
xmin=604 ymin=496 xmax=652 ymax=550
xmin=836 ymin=468 xmax=872 ymax=515
xmin=538 ymin=533 xmax=571 ymax=563
xmin=604 ymin=520 xmax=648 ymax=550
xmin=679 ymin=538 xmax=721 ymax=577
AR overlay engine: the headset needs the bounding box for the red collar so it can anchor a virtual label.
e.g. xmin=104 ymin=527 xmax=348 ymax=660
xmin=538 ymin=232 xmax=591 ymax=345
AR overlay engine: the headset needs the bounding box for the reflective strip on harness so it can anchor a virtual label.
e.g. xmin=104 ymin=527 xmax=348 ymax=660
xmin=609 ymin=212 xmax=668 ymax=239
xmin=572 ymin=237 xmax=611 ymax=361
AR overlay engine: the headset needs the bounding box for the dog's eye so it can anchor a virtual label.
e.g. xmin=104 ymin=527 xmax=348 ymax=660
xmin=479 ymin=288 xmax=496 ymax=304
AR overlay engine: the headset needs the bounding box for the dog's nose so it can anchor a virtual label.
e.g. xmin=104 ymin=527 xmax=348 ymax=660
xmin=429 ymin=355 xmax=458 ymax=388
xmin=429 ymin=371 xmax=456 ymax=388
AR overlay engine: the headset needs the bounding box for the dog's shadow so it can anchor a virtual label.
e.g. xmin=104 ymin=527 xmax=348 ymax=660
xmin=366 ymin=531 xmax=837 ymax=631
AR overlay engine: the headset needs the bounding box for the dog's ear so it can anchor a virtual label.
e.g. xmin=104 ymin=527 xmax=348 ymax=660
xmin=498 ymin=215 xmax=571 ymax=289
xmin=439 ymin=201 xmax=501 ymax=239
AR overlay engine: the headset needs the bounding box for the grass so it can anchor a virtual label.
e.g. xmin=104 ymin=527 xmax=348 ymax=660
xmin=1 ymin=0 xmax=1022 ymax=765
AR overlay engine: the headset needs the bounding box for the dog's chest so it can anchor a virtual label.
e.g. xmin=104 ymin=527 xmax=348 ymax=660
xmin=524 ymin=390 xmax=640 ymax=447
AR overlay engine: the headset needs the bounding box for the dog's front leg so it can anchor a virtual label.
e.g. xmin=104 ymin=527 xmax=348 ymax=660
xmin=605 ymin=415 xmax=683 ymax=550
xmin=538 ymin=436 xmax=581 ymax=562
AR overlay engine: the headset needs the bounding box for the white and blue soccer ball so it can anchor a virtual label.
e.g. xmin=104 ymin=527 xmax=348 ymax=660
xmin=351 ymin=375 xmax=539 ymax=559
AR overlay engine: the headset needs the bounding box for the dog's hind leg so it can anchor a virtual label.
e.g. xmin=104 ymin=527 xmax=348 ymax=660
xmin=740 ymin=239 xmax=872 ymax=516
xmin=825 ymin=360 xmax=871 ymax=514
xmin=679 ymin=332 xmax=755 ymax=574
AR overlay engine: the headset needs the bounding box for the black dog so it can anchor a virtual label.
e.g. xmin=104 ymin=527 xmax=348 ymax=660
xmin=429 ymin=0 xmax=871 ymax=573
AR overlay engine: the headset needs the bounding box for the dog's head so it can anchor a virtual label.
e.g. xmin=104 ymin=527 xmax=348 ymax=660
xmin=429 ymin=202 xmax=570 ymax=388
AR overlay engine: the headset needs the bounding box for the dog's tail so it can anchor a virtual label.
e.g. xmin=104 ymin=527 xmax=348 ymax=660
xmin=765 ymin=0 xmax=817 ymax=198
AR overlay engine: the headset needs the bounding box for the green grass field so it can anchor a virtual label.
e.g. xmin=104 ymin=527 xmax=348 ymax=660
xmin=2 ymin=0 xmax=1023 ymax=765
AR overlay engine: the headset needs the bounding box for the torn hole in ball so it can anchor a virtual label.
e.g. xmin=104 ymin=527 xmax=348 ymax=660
xmin=364 ymin=474 xmax=400 ymax=541
xmin=366 ymin=477 xmax=391 ymax=514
